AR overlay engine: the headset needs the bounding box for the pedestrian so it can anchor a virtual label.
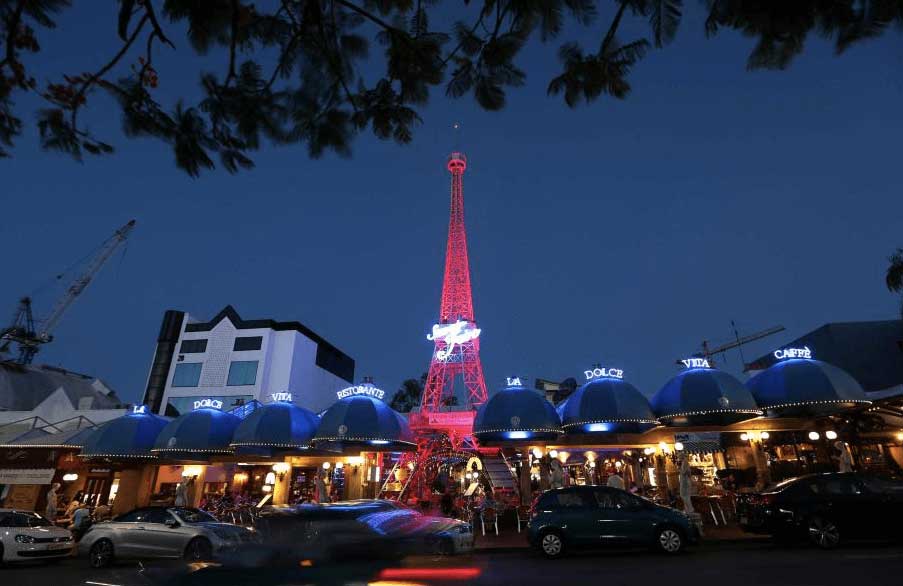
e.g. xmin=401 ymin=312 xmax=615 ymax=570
xmin=441 ymin=490 xmax=453 ymax=517
xmin=606 ymin=470 xmax=625 ymax=490
xmin=549 ymin=458 xmax=563 ymax=489
xmin=174 ymin=482 xmax=188 ymax=506
xmin=45 ymin=483 xmax=61 ymax=522
xmin=836 ymin=441 xmax=854 ymax=473
xmin=678 ymin=456 xmax=694 ymax=514
xmin=315 ymin=470 xmax=329 ymax=503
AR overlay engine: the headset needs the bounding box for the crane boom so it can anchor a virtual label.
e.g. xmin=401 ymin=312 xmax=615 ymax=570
xmin=38 ymin=219 xmax=136 ymax=340
xmin=703 ymin=325 xmax=785 ymax=356
xmin=0 ymin=219 xmax=136 ymax=365
xmin=678 ymin=324 xmax=785 ymax=368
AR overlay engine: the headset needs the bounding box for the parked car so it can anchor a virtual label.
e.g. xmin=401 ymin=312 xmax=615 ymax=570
xmin=0 ymin=509 xmax=74 ymax=564
xmin=255 ymin=500 xmax=474 ymax=564
xmin=527 ymin=486 xmax=700 ymax=558
xmin=78 ymin=506 xmax=258 ymax=568
xmin=736 ymin=472 xmax=903 ymax=548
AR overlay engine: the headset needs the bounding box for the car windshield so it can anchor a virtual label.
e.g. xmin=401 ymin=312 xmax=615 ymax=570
xmin=171 ymin=508 xmax=219 ymax=523
xmin=0 ymin=511 xmax=53 ymax=527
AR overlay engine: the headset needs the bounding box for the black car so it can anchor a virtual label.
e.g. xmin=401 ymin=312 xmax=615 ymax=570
xmin=737 ymin=472 xmax=903 ymax=548
xmin=253 ymin=500 xmax=473 ymax=564
xmin=527 ymin=486 xmax=700 ymax=558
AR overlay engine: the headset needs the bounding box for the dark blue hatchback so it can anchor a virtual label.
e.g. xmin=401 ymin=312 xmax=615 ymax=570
xmin=527 ymin=486 xmax=700 ymax=558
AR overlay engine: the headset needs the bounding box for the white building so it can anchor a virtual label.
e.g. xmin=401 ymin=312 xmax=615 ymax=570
xmin=142 ymin=306 xmax=355 ymax=416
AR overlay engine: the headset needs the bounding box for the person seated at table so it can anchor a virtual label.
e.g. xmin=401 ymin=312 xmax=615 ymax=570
xmin=478 ymin=488 xmax=497 ymax=511
xmin=63 ymin=491 xmax=84 ymax=518
xmin=93 ymin=503 xmax=111 ymax=522
xmin=68 ymin=502 xmax=92 ymax=541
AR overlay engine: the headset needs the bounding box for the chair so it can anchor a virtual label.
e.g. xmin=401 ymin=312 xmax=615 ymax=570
xmin=481 ymin=508 xmax=498 ymax=536
xmin=516 ymin=506 xmax=531 ymax=533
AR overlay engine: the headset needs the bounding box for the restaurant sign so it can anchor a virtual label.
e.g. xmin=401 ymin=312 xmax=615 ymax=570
xmin=0 ymin=468 xmax=56 ymax=485
xmin=584 ymin=366 xmax=624 ymax=380
xmin=193 ymin=398 xmax=224 ymax=410
xmin=337 ymin=384 xmax=385 ymax=401
xmin=773 ymin=346 xmax=812 ymax=360
xmin=680 ymin=358 xmax=711 ymax=369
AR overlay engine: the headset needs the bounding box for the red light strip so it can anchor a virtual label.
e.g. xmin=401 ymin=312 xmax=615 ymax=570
xmin=378 ymin=567 xmax=482 ymax=581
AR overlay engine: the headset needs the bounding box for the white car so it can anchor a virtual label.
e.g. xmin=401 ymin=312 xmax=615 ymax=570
xmin=0 ymin=509 xmax=74 ymax=564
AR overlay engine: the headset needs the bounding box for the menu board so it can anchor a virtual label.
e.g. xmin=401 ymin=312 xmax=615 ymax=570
xmin=2 ymin=484 xmax=41 ymax=511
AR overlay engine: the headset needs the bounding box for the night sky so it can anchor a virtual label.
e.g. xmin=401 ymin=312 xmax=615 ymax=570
xmin=3 ymin=5 xmax=902 ymax=406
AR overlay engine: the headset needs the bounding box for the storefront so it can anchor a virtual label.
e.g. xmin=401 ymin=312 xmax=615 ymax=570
xmin=0 ymin=426 xmax=99 ymax=513
xmin=313 ymin=390 xmax=416 ymax=501
xmin=78 ymin=407 xmax=170 ymax=515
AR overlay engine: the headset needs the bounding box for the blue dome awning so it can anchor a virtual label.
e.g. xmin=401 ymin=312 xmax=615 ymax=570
xmin=313 ymin=396 xmax=415 ymax=450
xmin=473 ymin=383 xmax=561 ymax=442
xmin=560 ymin=377 xmax=658 ymax=434
xmin=745 ymin=358 xmax=871 ymax=417
xmin=152 ymin=408 xmax=241 ymax=458
xmin=652 ymin=368 xmax=762 ymax=426
xmin=80 ymin=411 xmax=170 ymax=459
xmin=231 ymin=402 xmax=320 ymax=451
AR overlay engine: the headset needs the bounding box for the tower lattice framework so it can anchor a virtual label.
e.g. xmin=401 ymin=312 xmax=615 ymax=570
xmin=420 ymin=151 xmax=488 ymax=413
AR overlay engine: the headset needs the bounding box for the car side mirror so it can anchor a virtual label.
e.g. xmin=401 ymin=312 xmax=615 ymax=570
xmin=164 ymin=518 xmax=179 ymax=528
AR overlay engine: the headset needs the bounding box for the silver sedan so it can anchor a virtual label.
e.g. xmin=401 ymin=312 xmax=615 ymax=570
xmin=78 ymin=507 xmax=257 ymax=568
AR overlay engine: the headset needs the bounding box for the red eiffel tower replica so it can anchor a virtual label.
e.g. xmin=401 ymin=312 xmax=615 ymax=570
xmin=381 ymin=151 xmax=489 ymax=501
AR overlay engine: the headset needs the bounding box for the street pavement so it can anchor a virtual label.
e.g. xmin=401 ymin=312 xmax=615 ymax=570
xmin=3 ymin=540 xmax=903 ymax=586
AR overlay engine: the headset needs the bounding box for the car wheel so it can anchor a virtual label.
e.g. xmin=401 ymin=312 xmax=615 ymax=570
xmin=431 ymin=537 xmax=455 ymax=556
xmin=808 ymin=517 xmax=840 ymax=549
xmin=89 ymin=539 xmax=114 ymax=568
xmin=184 ymin=537 xmax=213 ymax=561
xmin=655 ymin=526 xmax=684 ymax=554
xmin=538 ymin=530 xmax=565 ymax=559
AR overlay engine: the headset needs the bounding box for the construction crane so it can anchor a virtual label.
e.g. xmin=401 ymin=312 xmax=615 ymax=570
xmin=0 ymin=220 xmax=136 ymax=365
xmin=678 ymin=322 xmax=785 ymax=368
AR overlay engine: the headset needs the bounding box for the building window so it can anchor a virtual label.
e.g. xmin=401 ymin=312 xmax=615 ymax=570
xmin=180 ymin=339 xmax=208 ymax=353
xmin=227 ymin=361 xmax=258 ymax=386
xmin=172 ymin=363 xmax=203 ymax=387
xmin=233 ymin=336 xmax=262 ymax=351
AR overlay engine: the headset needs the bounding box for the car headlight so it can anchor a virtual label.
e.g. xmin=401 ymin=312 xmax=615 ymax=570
xmin=457 ymin=524 xmax=472 ymax=534
xmin=15 ymin=534 xmax=36 ymax=544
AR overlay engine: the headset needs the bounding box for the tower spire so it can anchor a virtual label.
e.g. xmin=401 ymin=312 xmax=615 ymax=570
xmin=421 ymin=150 xmax=488 ymax=412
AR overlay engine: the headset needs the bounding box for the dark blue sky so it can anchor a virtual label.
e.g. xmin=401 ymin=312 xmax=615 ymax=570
xmin=3 ymin=5 xmax=902 ymax=405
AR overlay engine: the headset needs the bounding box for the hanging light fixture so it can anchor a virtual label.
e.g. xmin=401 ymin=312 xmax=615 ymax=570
xmin=825 ymin=430 xmax=838 ymax=440
xmin=808 ymin=431 xmax=820 ymax=441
